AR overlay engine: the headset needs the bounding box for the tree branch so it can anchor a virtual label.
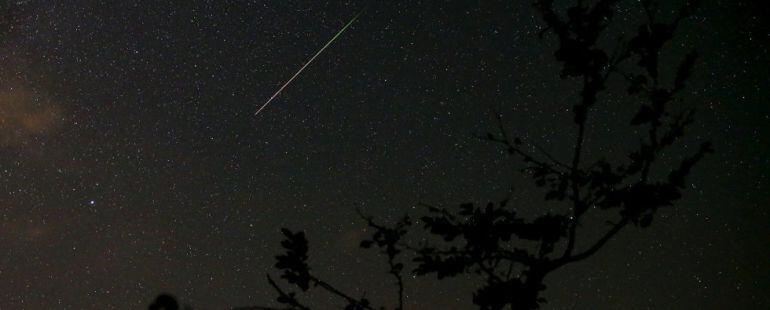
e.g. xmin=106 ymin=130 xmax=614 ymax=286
xmin=309 ymin=276 xmax=375 ymax=310
xmin=265 ymin=274 xmax=310 ymax=310
xmin=555 ymin=217 xmax=630 ymax=268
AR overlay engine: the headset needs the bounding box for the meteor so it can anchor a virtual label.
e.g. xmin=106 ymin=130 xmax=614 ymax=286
xmin=255 ymin=9 xmax=364 ymax=116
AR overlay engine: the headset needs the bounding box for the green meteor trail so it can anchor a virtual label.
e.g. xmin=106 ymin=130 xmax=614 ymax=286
xmin=255 ymin=9 xmax=364 ymax=116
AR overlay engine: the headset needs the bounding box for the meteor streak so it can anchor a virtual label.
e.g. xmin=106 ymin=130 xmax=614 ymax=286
xmin=255 ymin=9 xmax=364 ymax=116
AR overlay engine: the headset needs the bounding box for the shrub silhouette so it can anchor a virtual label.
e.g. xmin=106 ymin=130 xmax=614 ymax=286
xmin=148 ymin=294 xmax=179 ymax=310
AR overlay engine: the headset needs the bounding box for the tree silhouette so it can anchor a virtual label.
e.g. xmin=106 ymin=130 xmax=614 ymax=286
xmin=169 ymin=0 xmax=710 ymax=309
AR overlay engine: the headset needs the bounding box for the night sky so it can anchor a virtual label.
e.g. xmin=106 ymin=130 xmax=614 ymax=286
xmin=0 ymin=1 xmax=767 ymax=309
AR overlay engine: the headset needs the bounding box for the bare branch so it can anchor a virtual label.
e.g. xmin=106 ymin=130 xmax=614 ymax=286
xmin=310 ymin=276 xmax=376 ymax=310
xmin=555 ymin=217 xmax=630 ymax=267
xmin=266 ymin=275 xmax=310 ymax=310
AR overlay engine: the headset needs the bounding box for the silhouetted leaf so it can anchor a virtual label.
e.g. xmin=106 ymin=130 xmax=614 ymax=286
xmin=631 ymin=105 xmax=655 ymax=125
xmin=675 ymin=51 xmax=698 ymax=90
xmin=639 ymin=213 xmax=654 ymax=227
xmin=394 ymin=263 xmax=404 ymax=273
xmin=627 ymin=74 xmax=648 ymax=94
xmin=275 ymin=228 xmax=311 ymax=291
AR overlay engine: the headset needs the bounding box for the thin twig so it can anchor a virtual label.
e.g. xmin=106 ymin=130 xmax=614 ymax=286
xmin=265 ymin=275 xmax=310 ymax=310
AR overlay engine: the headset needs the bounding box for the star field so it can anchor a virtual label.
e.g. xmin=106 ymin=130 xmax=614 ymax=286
xmin=0 ymin=1 xmax=767 ymax=309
